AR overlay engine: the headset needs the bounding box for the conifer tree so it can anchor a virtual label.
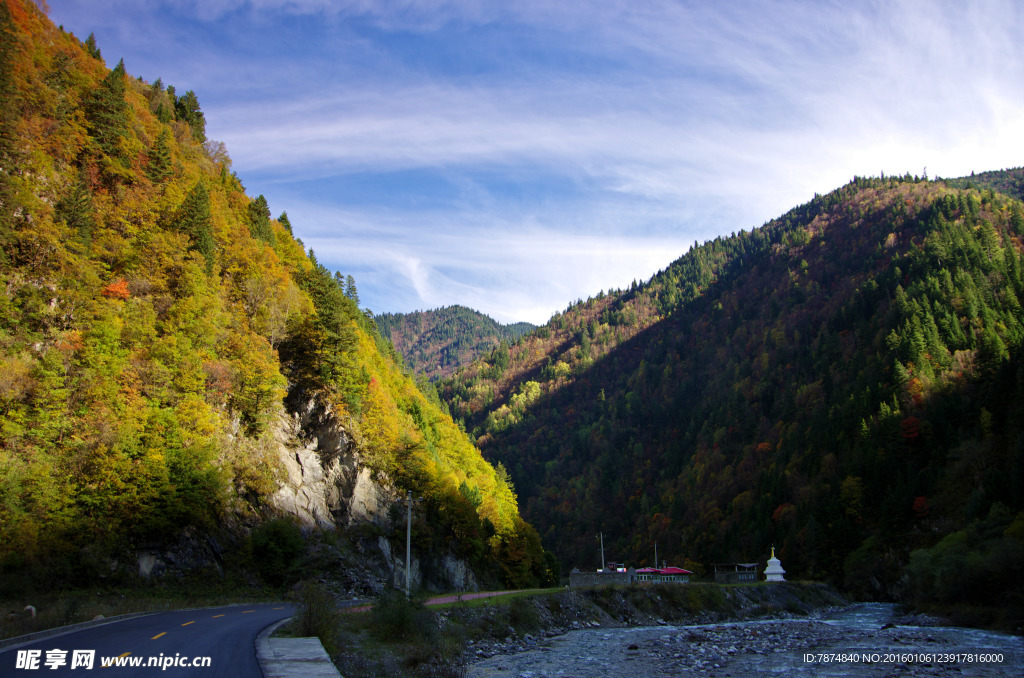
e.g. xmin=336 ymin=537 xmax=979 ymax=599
xmin=248 ymin=194 xmax=275 ymax=246
xmin=174 ymin=181 xmax=216 ymax=274
xmin=54 ymin=174 xmax=95 ymax=249
xmin=278 ymin=211 xmax=293 ymax=234
xmin=297 ymin=262 xmax=358 ymax=390
xmin=174 ymin=89 xmax=206 ymax=143
xmin=85 ymin=58 xmax=129 ymax=160
xmin=155 ymin=102 xmax=171 ymax=123
xmin=84 ymin=32 xmax=101 ymax=60
xmin=1010 ymin=203 xmax=1024 ymax=237
xmin=149 ymin=78 xmax=174 ymax=123
xmin=345 ymin=274 xmax=359 ymax=306
xmin=146 ymin=128 xmax=173 ymax=183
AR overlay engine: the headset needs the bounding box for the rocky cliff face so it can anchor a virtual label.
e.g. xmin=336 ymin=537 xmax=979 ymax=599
xmin=271 ymin=393 xmax=395 ymax=530
xmin=269 ymin=390 xmax=481 ymax=594
xmin=130 ymin=390 xmax=481 ymax=593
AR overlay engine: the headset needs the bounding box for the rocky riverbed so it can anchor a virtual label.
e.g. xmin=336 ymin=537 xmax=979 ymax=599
xmin=467 ymin=603 xmax=1023 ymax=677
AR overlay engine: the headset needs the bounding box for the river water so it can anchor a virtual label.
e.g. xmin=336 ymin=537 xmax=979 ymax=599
xmin=467 ymin=603 xmax=1022 ymax=677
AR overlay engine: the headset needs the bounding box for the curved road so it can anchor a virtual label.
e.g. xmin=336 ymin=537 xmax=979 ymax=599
xmin=0 ymin=603 xmax=294 ymax=677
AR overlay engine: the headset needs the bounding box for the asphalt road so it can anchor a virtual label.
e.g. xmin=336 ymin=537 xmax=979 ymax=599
xmin=0 ymin=603 xmax=295 ymax=677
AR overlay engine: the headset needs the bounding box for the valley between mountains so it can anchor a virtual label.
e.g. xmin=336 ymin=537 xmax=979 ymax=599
xmin=1 ymin=0 xmax=1022 ymax=639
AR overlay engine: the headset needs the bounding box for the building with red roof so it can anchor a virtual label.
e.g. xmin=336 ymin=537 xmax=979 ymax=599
xmin=635 ymin=566 xmax=693 ymax=584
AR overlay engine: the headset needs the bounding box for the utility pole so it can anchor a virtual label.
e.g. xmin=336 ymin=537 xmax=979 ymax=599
xmin=654 ymin=541 xmax=658 ymax=569
xmin=404 ymin=490 xmax=422 ymax=597
xmin=600 ymin=531 xmax=606 ymax=572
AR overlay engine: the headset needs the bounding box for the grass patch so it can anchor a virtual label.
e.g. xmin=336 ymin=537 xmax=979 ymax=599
xmin=371 ymin=590 xmax=436 ymax=644
xmin=427 ymin=588 xmax=561 ymax=610
xmin=333 ymin=589 xmax=469 ymax=678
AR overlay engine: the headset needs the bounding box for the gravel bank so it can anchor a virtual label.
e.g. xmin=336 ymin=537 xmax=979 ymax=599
xmin=467 ymin=603 xmax=1023 ymax=678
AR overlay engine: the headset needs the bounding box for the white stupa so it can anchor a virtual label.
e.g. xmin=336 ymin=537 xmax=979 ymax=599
xmin=765 ymin=546 xmax=786 ymax=582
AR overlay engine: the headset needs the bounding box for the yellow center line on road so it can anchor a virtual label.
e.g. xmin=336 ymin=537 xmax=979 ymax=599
xmin=181 ymin=621 xmax=195 ymax=626
xmin=212 ymin=614 xmax=225 ymax=618
xmin=241 ymin=610 xmax=254 ymax=613
xmin=151 ymin=632 xmax=167 ymax=640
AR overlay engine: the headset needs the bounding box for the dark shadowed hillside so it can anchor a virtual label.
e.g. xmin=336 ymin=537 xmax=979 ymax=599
xmin=440 ymin=173 xmax=1024 ymax=625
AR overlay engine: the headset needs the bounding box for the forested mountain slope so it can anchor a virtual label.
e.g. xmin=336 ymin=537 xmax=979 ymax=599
xmin=945 ymin=166 xmax=1024 ymax=202
xmin=0 ymin=0 xmax=549 ymax=591
xmin=441 ymin=174 xmax=1024 ymax=622
xmin=375 ymin=305 xmax=535 ymax=380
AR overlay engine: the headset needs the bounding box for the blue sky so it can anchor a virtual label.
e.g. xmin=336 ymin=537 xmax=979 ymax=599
xmin=48 ymin=0 xmax=1024 ymax=324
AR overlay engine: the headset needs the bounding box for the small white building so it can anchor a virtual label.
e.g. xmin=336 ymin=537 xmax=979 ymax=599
xmin=764 ymin=547 xmax=786 ymax=582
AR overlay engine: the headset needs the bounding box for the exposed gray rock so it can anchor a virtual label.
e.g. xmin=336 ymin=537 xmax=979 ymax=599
xmin=272 ymin=446 xmax=335 ymax=529
xmin=127 ymin=389 xmax=482 ymax=593
xmin=467 ymin=604 xmax=1024 ymax=677
xmin=271 ymin=391 xmax=399 ymax=531
xmin=269 ymin=390 xmax=480 ymax=593
xmin=137 ymin=552 xmax=161 ymax=578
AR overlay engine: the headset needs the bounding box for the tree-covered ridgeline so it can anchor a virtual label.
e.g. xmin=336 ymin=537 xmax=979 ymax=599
xmin=440 ymin=173 xmax=1024 ymax=623
xmin=375 ymin=305 xmax=536 ymax=381
xmin=944 ymin=166 xmax=1024 ymax=202
xmin=0 ymin=0 xmax=550 ymax=591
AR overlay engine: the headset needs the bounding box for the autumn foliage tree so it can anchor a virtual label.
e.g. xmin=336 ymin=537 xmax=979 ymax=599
xmin=0 ymin=1 xmax=550 ymax=593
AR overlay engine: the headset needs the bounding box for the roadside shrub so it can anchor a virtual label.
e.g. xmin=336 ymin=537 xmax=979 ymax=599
xmin=249 ymin=517 xmax=305 ymax=587
xmin=371 ymin=589 xmax=435 ymax=643
xmin=296 ymin=581 xmax=342 ymax=655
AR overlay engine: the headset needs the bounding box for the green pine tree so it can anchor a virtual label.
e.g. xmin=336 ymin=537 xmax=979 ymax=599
xmin=278 ymin=211 xmax=293 ymax=234
xmin=295 ymin=261 xmax=358 ymax=396
xmin=54 ymin=174 xmax=95 ymax=250
xmin=174 ymin=181 xmax=216 ymax=274
xmin=149 ymin=78 xmax=174 ymax=123
xmin=84 ymin=32 xmax=101 ymax=60
xmin=85 ymin=58 xmax=129 ymax=160
xmin=1010 ymin=202 xmax=1024 ymax=237
xmin=146 ymin=128 xmax=173 ymax=183
xmin=248 ymin=194 xmax=275 ymax=246
xmin=345 ymin=275 xmax=359 ymax=306
xmin=174 ymin=89 xmax=206 ymax=143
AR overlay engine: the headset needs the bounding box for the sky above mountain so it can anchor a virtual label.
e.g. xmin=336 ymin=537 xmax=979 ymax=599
xmin=48 ymin=0 xmax=1024 ymax=324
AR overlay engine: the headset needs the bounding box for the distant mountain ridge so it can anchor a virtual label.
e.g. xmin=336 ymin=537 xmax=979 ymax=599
xmin=375 ymin=305 xmax=536 ymax=379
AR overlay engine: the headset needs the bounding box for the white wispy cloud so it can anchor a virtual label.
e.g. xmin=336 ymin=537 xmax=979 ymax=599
xmin=48 ymin=0 xmax=1024 ymax=323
